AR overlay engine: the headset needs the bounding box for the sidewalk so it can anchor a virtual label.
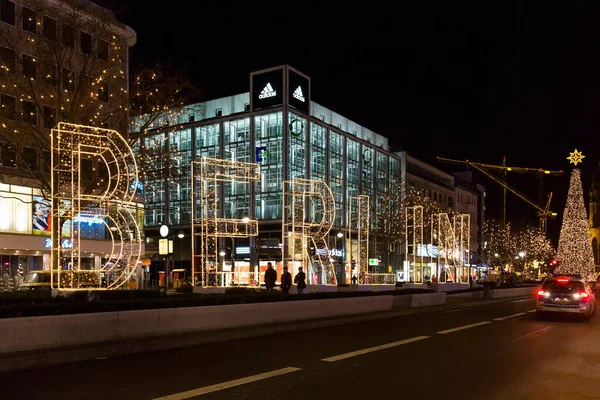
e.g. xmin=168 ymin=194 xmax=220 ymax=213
xmin=0 ymin=294 xmax=532 ymax=374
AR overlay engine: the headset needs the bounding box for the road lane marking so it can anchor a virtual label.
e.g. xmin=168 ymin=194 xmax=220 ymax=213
xmin=493 ymin=312 xmax=526 ymax=321
xmin=321 ymin=336 xmax=430 ymax=362
xmin=151 ymin=367 xmax=302 ymax=400
xmin=527 ymin=310 xmax=536 ymax=313
xmin=513 ymin=326 xmax=552 ymax=342
xmin=437 ymin=321 xmax=490 ymax=334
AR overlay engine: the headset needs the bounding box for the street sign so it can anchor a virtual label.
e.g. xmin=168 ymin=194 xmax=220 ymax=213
xmin=159 ymin=239 xmax=168 ymax=255
xmin=369 ymin=258 xmax=377 ymax=266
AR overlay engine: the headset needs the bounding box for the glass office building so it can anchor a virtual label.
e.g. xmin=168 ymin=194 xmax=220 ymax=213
xmin=133 ymin=65 xmax=406 ymax=281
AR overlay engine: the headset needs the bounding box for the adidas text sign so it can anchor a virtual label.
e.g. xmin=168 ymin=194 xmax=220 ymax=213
xmin=292 ymin=86 xmax=305 ymax=102
xmin=258 ymin=83 xmax=277 ymax=99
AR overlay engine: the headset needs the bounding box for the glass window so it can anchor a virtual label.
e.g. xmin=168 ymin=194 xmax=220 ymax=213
xmin=43 ymin=16 xmax=56 ymax=40
xmin=97 ymin=39 xmax=109 ymax=61
xmin=142 ymin=133 xmax=167 ymax=227
xmin=0 ymin=46 xmax=15 ymax=73
xmin=329 ymin=130 xmax=345 ymax=226
xmin=1 ymin=0 xmax=15 ymax=26
xmin=22 ymin=100 xmax=37 ymax=126
xmin=80 ymin=31 xmax=92 ymax=55
xmin=310 ymin=124 xmax=326 ymax=181
xmin=43 ymin=150 xmax=50 ymax=173
xmin=22 ymin=7 xmax=35 ymax=34
xmin=23 ymin=55 xmax=36 ymax=80
xmin=347 ymin=138 xmax=360 ymax=201
xmin=255 ymin=112 xmax=282 ymax=219
xmin=42 ymin=61 xmax=57 ymax=86
xmin=23 ymin=146 xmax=37 ymax=170
xmin=62 ymin=23 xmax=75 ymax=48
xmin=224 ymin=118 xmax=250 ymax=162
xmin=0 ymin=143 xmax=15 ymax=167
xmin=1 ymin=94 xmax=16 ymax=120
xmin=0 ymin=183 xmax=31 ymax=233
xmin=98 ymin=81 xmax=109 ymax=103
xmin=288 ymin=112 xmax=306 ymax=180
xmin=62 ymin=68 xmax=75 ymax=92
xmin=43 ymin=105 xmax=55 ymax=129
xmin=168 ymin=129 xmax=192 ymax=225
xmin=195 ymin=124 xmax=220 ymax=158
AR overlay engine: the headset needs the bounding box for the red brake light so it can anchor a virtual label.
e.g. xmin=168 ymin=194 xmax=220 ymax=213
xmin=580 ymin=292 xmax=589 ymax=298
xmin=557 ymin=278 xmax=569 ymax=283
xmin=537 ymin=290 xmax=545 ymax=296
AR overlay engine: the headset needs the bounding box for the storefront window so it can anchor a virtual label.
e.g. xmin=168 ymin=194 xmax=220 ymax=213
xmin=224 ymin=118 xmax=251 ymax=219
xmin=169 ymin=129 xmax=192 ymax=225
xmin=196 ymin=124 xmax=220 ymax=159
xmin=347 ymin=139 xmax=360 ymax=203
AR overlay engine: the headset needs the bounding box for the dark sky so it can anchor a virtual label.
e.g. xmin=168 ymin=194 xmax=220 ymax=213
xmin=99 ymin=1 xmax=600 ymax=243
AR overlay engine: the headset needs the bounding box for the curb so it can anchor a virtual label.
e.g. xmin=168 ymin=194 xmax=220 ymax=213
xmin=0 ymin=295 xmax=534 ymax=374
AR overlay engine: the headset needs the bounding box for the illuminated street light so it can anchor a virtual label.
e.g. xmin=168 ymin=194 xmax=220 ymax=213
xmin=219 ymin=250 xmax=226 ymax=257
xmin=337 ymin=232 xmax=343 ymax=238
xmin=518 ymin=251 xmax=525 ymax=258
xmin=177 ymin=231 xmax=184 ymax=239
xmin=241 ymin=216 xmax=250 ymax=224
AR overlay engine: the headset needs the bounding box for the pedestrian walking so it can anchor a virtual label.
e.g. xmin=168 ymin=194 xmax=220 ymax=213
xmin=294 ymin=266 xmax=306 ymax=294
xmin=264 ymin=262 xmax=277 ymax=292
xmin=280 ymin=266 xmax=292 ymax=294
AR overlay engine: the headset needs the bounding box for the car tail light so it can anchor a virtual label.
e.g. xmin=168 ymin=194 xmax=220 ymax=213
xmin=557 ymin=278 xmax=570 ymax=283
xmin=574 ymin=292 xmax=590 ymax=302
xmin=537 ymin=290 xmax=545 ymax=296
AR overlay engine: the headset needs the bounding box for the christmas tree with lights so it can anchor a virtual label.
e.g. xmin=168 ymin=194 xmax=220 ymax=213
xmin=555 ymin=150 xmax=596 ymax=281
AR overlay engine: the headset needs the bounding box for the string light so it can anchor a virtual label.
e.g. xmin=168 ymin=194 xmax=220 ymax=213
xmin=282 ymin=178 xmax=338 ymax=285
xmin=555 ymin=168 xmax=596 ymax=281
xmin=191 ymin=157 xmax=260 ymax=287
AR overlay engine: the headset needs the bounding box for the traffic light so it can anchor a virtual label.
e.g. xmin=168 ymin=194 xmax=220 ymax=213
xmin=551 ymin=259 xmax=558 ymax=267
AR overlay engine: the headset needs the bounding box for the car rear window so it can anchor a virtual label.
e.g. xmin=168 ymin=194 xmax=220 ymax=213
xmin=541 ymin=280 xmax=585 ymax=294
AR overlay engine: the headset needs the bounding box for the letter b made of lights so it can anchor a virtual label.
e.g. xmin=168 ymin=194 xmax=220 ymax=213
xmin=282 ymin=178 xmax=338 ymax=285
xmin=51 ymin=123 xmax=142 ymax=290
xmin=191 ymin=157 xmax=260 ymax=287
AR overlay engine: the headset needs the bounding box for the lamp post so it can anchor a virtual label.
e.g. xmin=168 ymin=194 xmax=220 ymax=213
xmin=159 ymin=224 xmax=170 ymax=290
xmin=178 ymin=230 xmax=184 ymax=278
xmin=219 ymin=250 xmax=226 ymax=286
xmin=335 ymin=232 xmax=344 ymax=283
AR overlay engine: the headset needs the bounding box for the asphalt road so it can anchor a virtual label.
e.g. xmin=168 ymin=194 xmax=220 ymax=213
xmin=2 ymin=298 xmax=600 ymax=400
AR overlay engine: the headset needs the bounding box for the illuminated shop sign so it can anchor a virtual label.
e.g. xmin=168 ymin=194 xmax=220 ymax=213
xmin=288 ymin=70 xmax=309 ymax=114
xmin=252 ymin=69 xmax=283 ymax=111
xmin=72 ymin=215 xmax=104 ymax=226
xmin=44 ymin=238 xmax=73 ymax=249
xmin=258 ymin=83 xmax=277 ymax=99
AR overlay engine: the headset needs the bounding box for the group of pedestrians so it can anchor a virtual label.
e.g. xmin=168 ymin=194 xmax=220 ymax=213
xmin=264 ymin=262 xmax=307 ymax=294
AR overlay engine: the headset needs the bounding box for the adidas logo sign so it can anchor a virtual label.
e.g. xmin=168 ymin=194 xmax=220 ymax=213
xmin=258 ymin=83 xmax=277 ymax=99
xmin=292 ymin=86 xmax=305 ymax=102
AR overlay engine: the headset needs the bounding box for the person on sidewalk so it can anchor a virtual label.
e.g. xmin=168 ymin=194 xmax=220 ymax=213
xmin=264 ymin=262 xmax=277 ymax=292
xmin=294 ymin=266 xmax=306 ymax=294
xmin=280 ymin=266 xmax=292 ymax=294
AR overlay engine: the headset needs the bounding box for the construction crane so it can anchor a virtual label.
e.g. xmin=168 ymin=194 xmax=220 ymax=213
xmin=437 ymin=156 xmax=563 ymax=232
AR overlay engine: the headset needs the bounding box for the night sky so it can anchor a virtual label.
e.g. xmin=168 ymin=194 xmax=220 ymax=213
xmin=99 ymin=1 xmax=600 ymax=243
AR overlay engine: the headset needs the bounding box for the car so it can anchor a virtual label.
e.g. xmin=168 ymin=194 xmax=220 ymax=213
xmin=536 ymin=274 xmax=597 ymax=321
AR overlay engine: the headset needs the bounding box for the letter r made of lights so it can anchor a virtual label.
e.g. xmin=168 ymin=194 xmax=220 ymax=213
xmin=282 ymin=178 xmax=337 ymax=285
xmin=191 ymin=157 xmax=260 ymax=287
xmin=51 ymin=123 xmax=142 ymax=290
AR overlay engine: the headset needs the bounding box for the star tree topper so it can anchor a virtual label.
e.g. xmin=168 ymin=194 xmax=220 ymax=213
xmin=567 ymin=149 xmax=585 ymax=166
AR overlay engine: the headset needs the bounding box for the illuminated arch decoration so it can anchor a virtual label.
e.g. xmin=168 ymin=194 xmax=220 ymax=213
xmin=282 ymin=178 xmax=337 ymax=285
xmin=431 ymin=213 xmax=470 ymax=283
xmin=405 ymin=205 xmax=424 ymax=283
xmin=51 ymin=123 xmax=142 ymax=290
xmin=191 ymin=157 xmax=260 ymax=287
xmin=349 ymin=195 xmax=370 ymax=283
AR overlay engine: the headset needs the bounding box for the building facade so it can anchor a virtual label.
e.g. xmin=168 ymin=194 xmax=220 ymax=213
xmin=453 ymin=171 xmax=486 ymax=265
xmin=0 ymin=0 xmax=137 ymax=277
xmin=134 ymin=65 xmax=411 ymax=283
xmin=589 ymin=162 xmax=600 ymax=272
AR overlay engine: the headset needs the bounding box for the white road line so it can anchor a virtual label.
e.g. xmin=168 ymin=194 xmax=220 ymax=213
xmin=513 ymin=326 xmax=552 ymax=342
xmin=321 ymin=336 xmax=430 ymax=362
xmin=437 ymin=321 xmax=490 ymax=334
xmin=527 ymin=309 xmax=536 ymax=313
xmin=151 ymin=367 xmax=302 ymax=400
xmin=493 ymin=312 xmax=527 ymax=321
xmin=443 ymin=308 xmax=467 ymax=313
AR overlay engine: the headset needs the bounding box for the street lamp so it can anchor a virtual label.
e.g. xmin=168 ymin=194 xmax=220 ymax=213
xmin=337 ymin=232 xmax=343 ymax=238
xmin=177 ymin=231 xmax=184 ymax=274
